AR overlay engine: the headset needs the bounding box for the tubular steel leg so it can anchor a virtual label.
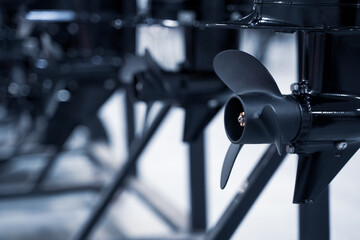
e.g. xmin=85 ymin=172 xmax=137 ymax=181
xmin=32 ymin=149 xmax=60 ymax=190
xmin=125 ymin=87 xmax=136 ymax=176
xmin=206 ymin=145 xmax=286 ymax=240
xmin=73 ymin=104 xmax=172 ymax=240
xmin=0 ymin=183 xmax=102 ymax=199
xmin=299 ymin=187 xmax=330 ymax=240
xmin=189 ymin=132 xmax=207 ymax=232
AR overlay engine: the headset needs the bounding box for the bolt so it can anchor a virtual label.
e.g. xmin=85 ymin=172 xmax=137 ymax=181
xmin=300 ymin=84 xmax=309 ymax=94
xmin=286 ymin=144 xmax=295 ymax=154
xmin=114 ymin=19 xmax=123 ymax=29
xmin=238 ymin=112 xmax=245 ymax=127
xmin=336 ymin=141 xmax=348 ymax=151
xmin=290 ymin=83 xmax=299 ymax=92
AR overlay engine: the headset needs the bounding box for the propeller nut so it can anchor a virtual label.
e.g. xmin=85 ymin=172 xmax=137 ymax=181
xmin=238 ymin=112 xmax=245 ymax=127
xmin=286 ymin=144 xmax=296 ymax=154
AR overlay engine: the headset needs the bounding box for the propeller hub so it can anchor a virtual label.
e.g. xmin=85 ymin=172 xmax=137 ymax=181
xmin=224 ymin=94 xmax=301 ymax=145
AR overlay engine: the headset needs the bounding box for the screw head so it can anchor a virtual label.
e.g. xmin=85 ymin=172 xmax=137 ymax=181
xmin=304 ymin=199 xmax=314 ymax=204
xmin=290 ymin=83 xmax=299 ymax=92
xmin=286 ymin=144 xmax=295 ymax=154
xmin=336 ymin=141 xmax=348 ymax=151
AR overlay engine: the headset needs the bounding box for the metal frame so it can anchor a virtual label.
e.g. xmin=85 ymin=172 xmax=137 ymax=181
xmin=0 ymin=143 xmax=111 ymax=199
xmin=296 ymin=30 xmax=330 ymax=240
xmin=299 ymin=188 xmax=330 ymax=240
xmin=125 ymin=87 xmax=137 ymax=176
xmin=0 ymin=183 xmax=102 ymax=199
xmin=73 ymin=103 xmax=172 ymax=240
xmin=206 ymin=145 xmax=286 ymax=240
xmin=128 ymin=178 xmax=188 ymax=232
xmin=188 ymin=132 xmax=207 ymax=232
xmin=2 ymin=1 xmax=355 ymax=239
xmin=71 ymin=27 xmax=335 ymax=240
xmin=204 ymin=30 xmax=333 ymax=240
xmin=73 ymin=99 xmax=214 ymax=239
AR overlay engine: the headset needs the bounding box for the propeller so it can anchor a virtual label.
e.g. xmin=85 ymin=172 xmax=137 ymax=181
xmin=214 ymin=50 xmax=301 ymax=188
xmin=260 ymin=105 xmax=282 ymax=154
xmin=214 ymin=49 xmax=360 ymax=204
xmin=220 ymin=143 xmax=243 ymax=189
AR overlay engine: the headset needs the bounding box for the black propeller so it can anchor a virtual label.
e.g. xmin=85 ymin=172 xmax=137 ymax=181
xmin=214 ymin=49 xmax=360 ymax=204
xmin=260 ymin=105 xmax=282 ymax=154
xmin=214 ymin=50 xmax=301 ymax=189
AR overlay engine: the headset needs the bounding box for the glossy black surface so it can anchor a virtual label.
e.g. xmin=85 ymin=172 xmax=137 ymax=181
xmin=210 ymin=0 xmax=360 ymax=31
xmin=304 ymin=32 xmax=360 ymax=95
xmin=302 ymin=94 xmax=360 ymax=141
xmin=150 ymin=0 xmax=243 ymax=21
xmin=224 ymin=94 xmax=301 ymax=144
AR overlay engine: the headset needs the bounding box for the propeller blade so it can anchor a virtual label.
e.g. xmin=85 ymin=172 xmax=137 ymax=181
xmin=260 ymin=105 xmax=282 ymax=155
xmin=293 ymin=145 xmax=359 ymax=203
xmin=213 ymin=50 xmax=281 ymax=96
xmin=220 ymin=143 xmax=244 ymax=189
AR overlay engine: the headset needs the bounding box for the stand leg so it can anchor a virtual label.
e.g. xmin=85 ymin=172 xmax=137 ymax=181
xmin=206 ymin=145 xmax=286 ymax=240
xmin=73 ymin=104 xmax=171 ymax=240
xmin=125 ymin=87 xmax=136 ymax=176
xmin=299 ymin=187 xmax=330 ymax=240
xmin=189 ymin=132 xmax=207 ymax=232
xmin=32 ymin=149 xmax=60 ymax=190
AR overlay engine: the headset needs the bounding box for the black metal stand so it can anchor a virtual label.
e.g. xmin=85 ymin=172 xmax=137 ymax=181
xmin=0 ymin=147 xmax=106 ymax=199
xmin=299 ymin=188 xmax=330 ymax=240
xmin=0 ymin=183 xmax=102 ymax=199
xmin=189 ymin=132 xmax=207 ymax=232
xmin=125 ymin=87 xmax=136 ymax=176
xmin=73 ymin=104 xmax=172 ymax=240
xmin=128 ymin=178 xmax=188 ymax=232
xmin=206 ymin=145 xmax=286 ymax=240
xmin=32 ymin=149 xmax=60 ymax=190
xmin=73 ymin=102 xmax=214 ymax=239
xmin=296 ymin=31 xmax=330 ymax=240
